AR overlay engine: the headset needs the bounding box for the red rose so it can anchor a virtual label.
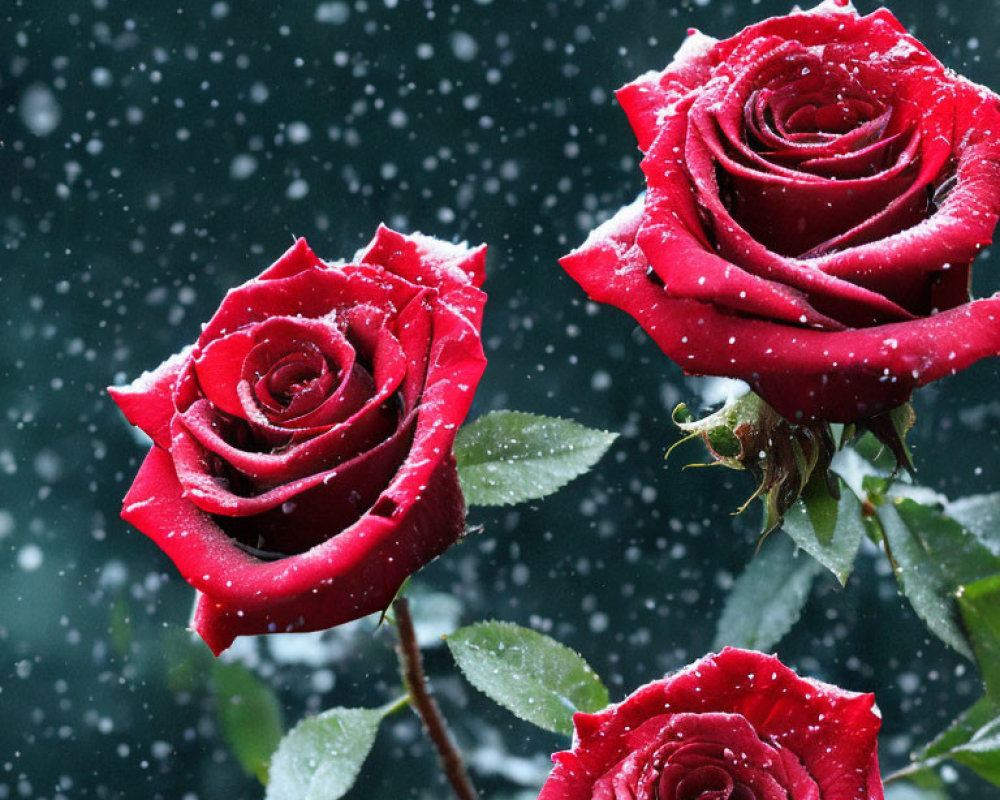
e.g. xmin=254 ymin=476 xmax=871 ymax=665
xmin=562 ymin=1 xmax=1000 ymax=423
xmin=109 ymin=227 xmax=487 ymax=654
xmin=540 ymin=648 xmax=883 ymax=800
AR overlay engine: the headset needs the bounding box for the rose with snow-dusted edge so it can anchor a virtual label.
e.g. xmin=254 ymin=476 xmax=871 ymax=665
xmin=562 ymin=0 xmax=1000 ymax=425
xmin=109 ymin=227 xmax=486 ymax=654
xmin=540 ymin=648 xmax=883 ymax=800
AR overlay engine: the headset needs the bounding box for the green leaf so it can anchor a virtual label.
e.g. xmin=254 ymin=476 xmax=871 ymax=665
xmin=949 ymin=715 xmax=1000 ymax=785
xmin=213 ymin=661 xmax=284 ymax=785
xmin=161 ymin=626 xmax=212 ymax=693
xmin=446 ymin=621 xmax=609 ymax=736
xmin=885 ymin=784 xmax=949 ymax=800
xmin=958 ymin=575 xmax=1000 ymax=703
xmin=108 ymin=596 xmax=133 ymax=657
xmin=863 ymin=474 xmax=892 ymax=504
xmin=920 ymin=696 xmax=998 ymax=761
xmin=782 ymin=475 xmax=864 ymax=585
xmin=948 ymin=492 xmax=1000 ymax=554
xmin=454 ymin=411 xmax=617 ymax=506
xmin=879 ymin=497 xmax=1000 ymax=662
xmin=894 ymin=499 xmax=1000 ymax=588
xmin=866 ymin=403 xmax=916 ymax=473
xmin=713 ymin=535 xmax=822 ymax=652
xmin=905 ymin=694 xmax=1000 ymax=788
xmin=880 ymin=502 xmax=974 ymax=660
xmin=265 ymin=706 xmax=386 ymax=800
xmin=853 ymin=431 xmax=887 ymax=464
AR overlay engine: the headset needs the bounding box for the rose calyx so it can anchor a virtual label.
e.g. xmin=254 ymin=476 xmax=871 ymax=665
xmin=671 ymin=391 xmax=916 ymax=533
xmin=672 ymin=392 xmax=838 ymax=533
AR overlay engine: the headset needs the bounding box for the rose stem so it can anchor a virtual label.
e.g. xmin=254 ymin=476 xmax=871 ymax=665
xmin=392 ymin=596 xmax=478 ymax=800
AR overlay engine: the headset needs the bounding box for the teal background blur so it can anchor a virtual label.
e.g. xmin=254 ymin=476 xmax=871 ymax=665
xmin=3 ymin=1 xmax=999 ymax=797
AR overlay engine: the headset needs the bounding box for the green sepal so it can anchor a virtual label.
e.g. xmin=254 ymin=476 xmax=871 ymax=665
xmin=670 ymin=392 xmax=836 ymax=535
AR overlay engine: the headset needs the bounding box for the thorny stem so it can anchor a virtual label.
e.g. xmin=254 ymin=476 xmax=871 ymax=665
xmin=392 ymin=596 xmax=478 ymax=800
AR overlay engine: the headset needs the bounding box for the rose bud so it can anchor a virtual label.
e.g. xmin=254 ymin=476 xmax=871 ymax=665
xmin=109 ymin=227 xmax=487 ymax=654
xmin=540 ymin=647 xmax=884 ymax=800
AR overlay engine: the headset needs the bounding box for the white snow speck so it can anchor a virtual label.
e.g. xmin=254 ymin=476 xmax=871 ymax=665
xmin=229 ymin=153 xmax=258 ymax=180
xmin=19 ymin=83 xmax=61 ymax=137
xmin=286 ymin=178 xmax=310 ymax=200
xmin=18 ymin=544 xmax=44 ymax=572
xmin=286 ymin=121 xmax=311 ymax=144
xmin=449 ymin=31 xmax=479 ymax=61
xmin=315 ymin=1 xmax=350 ymax=24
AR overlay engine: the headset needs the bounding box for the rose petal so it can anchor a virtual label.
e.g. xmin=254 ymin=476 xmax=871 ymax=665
xmin=108 ymin=346 xmax=192 ymax=450
xmin=234 ymin=310 xmax=408 ymax=444
xmin=199 ymin=263 xmax=421 ymax=346
xmin=358 ymin=224 xmax=488 ymax=329
xmin=793 ymin=132 xmax=901 ymax=180
xmin=715 ymin=6 xmax=931 ymax=72
xmin=814 ymin=83 xmax=1000 ymax=305
xmin=565 ymin=199 xmax=1000 ymax=421
xmin=191 ymin=314 xmax=368 ymax=443
xmin=640 ymin=221 xmax=846 ymax=330
xmin=614 ymin=714 xmax=803 ymax=800
xmin=391 ymin=291 xmax=435 ymax=411
xmin=121 ymin=446 xmax=259 ymax=601
xmin=121 ymin=442 xmax=464 ymax=655
xmin=641 ymin=97 xmax=919 ymax=327
xmin=253 ymin=350 xmax=333 ymax=418
xmin=213 ymin=412 xmax=415 ymax=555
xmin=254 ymin=236 xmax=325 ymax=281
xmin=236 ymin=316 xmax=358 ymax=424
xmin=192 ymin=328 xmax=257 ymax=418
xmin=171 ymin=398 xmax=400 ymax=507
xmin=616 ymin=30 xmax=719 ymax=153
xmin=189 ymin=452 xmax=465 ymax=655
xmin=691 ymin=83 xmax=926 ymax=258
xmin=278 ymin=363 xmax=375 ymax=429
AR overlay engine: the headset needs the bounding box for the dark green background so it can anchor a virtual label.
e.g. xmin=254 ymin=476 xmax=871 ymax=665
xmin=3 ymin=0 xmax=999 ymax=797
